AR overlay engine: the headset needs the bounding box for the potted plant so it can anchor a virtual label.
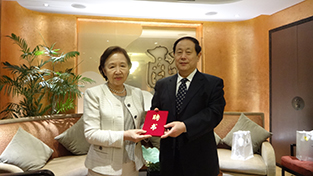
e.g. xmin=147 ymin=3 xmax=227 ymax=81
xmin=146 ymin=161 xmax=160 ymax=176
xmin=142 ymin=146 xmax=160 ymax=176
xmin=0 ymin=33 xmax=94 ymax=119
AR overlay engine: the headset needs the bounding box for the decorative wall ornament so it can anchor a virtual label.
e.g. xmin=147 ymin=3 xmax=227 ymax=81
xmin=146 ymin=46 xmax=177 ymax=88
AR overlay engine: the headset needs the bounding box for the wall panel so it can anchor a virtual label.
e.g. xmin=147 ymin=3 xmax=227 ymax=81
xmin=202 ymin=16 xmax=270 ymax=130
xmin=0 ymin=1 xmax=77 ymax=118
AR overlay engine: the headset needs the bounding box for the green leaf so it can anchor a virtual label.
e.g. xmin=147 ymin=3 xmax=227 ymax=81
xmin=34 ymin=50 xmax=45 ymax=56
xmin=1 ymin=33 xmax=95 ymax=119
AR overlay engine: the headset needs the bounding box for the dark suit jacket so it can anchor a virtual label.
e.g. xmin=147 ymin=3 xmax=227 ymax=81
xmin=151 ymin=70 xmax=226 ymax=176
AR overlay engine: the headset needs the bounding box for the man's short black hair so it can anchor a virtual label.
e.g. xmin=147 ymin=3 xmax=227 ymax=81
xmin=173 ymin=36 xmax=201 ymax=55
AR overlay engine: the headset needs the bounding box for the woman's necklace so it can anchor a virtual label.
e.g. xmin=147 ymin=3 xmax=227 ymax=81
xmin=108 ymin=85 xmax=126 ymax=94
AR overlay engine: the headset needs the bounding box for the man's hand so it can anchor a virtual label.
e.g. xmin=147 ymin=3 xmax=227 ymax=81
xmin=161 ymin=121 xmax=186 ymax=139
xmin=124 ymin=129 xmax=152 ymax=143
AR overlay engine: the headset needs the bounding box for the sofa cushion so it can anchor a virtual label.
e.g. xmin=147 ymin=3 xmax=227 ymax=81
xmin=55 ymin=118 xmax=90 ymax=155
xmin=42 ymin=155 xmax=87 ymax=176
xmin=214 ymin=132 xmax=222 ymax=145
xmin=281 ymin=156 xmax=313 ymax=176
xmin=217 ymin=149 xmax=267 ymax=175
xmin=0 ymin=163 xmax=24 ymax=173
xmin=222 ymin=113 xmax=271 ymax=153
xmin=0 ymin=128 xmax=53 ymax=171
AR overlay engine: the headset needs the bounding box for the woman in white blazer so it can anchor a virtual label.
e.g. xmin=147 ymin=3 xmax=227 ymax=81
xmin=83 ymin=46 xmax=152 ymax=176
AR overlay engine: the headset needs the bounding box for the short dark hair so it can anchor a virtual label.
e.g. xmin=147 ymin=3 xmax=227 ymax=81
xmin=98 ymin=46 xmax=132 ymax=80
xmin=173 ymin=36 xmax=201 ymax=55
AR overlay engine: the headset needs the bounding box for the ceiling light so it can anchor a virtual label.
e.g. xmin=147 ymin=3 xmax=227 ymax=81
xmin=71 ymin=4 xmax=86 ymax=9
xmin=43 ymin=3 xmax=49 ymax=7
xmin=205 ymin=11 xmax=218 ymax=16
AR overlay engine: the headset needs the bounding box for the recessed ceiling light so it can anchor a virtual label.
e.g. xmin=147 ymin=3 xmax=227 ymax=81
xmin=43 ymin=3 xmax=49 ymax=7
xmin=205 ymin=11 xmax=218 ymax=16
xmin=71 ymin=4 xmax=86 ymax=9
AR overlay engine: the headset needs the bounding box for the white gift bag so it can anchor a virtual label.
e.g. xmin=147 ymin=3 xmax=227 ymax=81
xmin=231 ymin=130 xmax=254 ymax=160
xmin=296 ymin=130 xmax=313 ymax=161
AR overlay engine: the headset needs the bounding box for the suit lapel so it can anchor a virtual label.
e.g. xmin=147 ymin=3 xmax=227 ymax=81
xmin=167 ymin=75 xmax=178 ymax=117
xmin=180 ymin=71 xmax=204 ymax=112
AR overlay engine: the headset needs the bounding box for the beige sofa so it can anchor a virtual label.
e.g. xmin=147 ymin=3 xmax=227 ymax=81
xmin=0 ymin=114 xmax=88 ymax=176
xmin=215 ymin=112 xmax=276 ymax=176
xmin=0 ymin=112 xmax=275 ymax=176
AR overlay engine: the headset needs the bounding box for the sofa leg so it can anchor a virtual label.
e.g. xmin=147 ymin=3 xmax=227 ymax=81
xmin=281 ymin=167 xmax=285 ymax=176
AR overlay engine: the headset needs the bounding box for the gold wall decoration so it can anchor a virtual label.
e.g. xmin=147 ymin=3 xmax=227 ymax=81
xmin=146 ymin=46 xmax=177 ymax=88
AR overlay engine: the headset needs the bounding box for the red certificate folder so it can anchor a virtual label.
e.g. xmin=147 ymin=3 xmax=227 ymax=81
xmin=142 ymin=110 xmax=168 ymax=137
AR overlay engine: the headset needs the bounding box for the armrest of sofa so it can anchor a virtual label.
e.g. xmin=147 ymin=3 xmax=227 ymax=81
xmin=0 ymin=163 xmax=23 ymax=173
xmin=261 ymin=141 xmax=276 ymax=176
xmin=0 ymin=169 xmax=54 ymax=176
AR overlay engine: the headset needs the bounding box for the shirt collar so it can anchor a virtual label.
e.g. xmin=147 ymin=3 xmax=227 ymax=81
xmin=177 ymin=69 xmax=197 ymax=83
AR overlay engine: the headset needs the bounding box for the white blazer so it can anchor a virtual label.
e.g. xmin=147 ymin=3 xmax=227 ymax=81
xmin=83 ymin=83 xmax=146 ymax=175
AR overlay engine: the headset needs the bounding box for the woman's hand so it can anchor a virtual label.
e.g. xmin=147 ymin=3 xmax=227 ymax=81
xmin=124 ymin=129 xmax=152 ymax=143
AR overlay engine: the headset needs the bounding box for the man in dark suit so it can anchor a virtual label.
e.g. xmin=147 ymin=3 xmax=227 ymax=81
xmin=151 ymin=36 xmax=226 ymax=176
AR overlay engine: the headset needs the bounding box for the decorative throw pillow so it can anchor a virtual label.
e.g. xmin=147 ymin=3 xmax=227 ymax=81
xmin=0 ymin=128 xmax=54 ymax=171
xmin=55 ymin=117 xmax=90 ymax=155
xmin=222 ymin=113 xmax=271 ymax=153
xmin=214 ymin=132 xmax=222 ymax=145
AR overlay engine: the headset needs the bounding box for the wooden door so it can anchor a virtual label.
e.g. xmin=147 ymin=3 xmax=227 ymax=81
xmin=270 ymin=16 xmax=313 ymax=165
